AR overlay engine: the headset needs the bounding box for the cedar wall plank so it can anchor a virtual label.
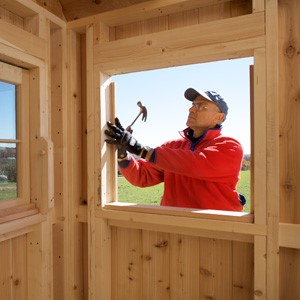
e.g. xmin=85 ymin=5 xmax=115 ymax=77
xmin=232 ymin=241 xmax=254 ymax=299
xmin=266 ymin=0 xmax=280 ymax=297
xmin=199 ymin=238 xmax=233 ymax=299
xmin=0 ymin=240 xmax=12 ymax=299
xmin=66 ymin=29 xmax=85 ymax=300
xmin=94 ymin=13 xmax=264 ymax=75
xmin=278 ymin=0 xmax=300 ymax=299
xmin=142 ymin=231 xmax=170 ymax=299
xmin=110 ymin=1 xmax=251 ymax=40
xmin=280 ymin=248 xmax=300 ymax=299
xmin=169 ymin=234 xmax=200 ymax=299
xmin=278 ymin=0 xmax=300 ymax=224
xmin=111 ymin=227 xmax=253 ymax=299
xmin=111 ymin=227 xmax=143 ymax=300
xmin=0 ymin=18 xmax=46 ymax=61
xmin=0 ymin=6 xmax=24 ymax=28
xmin=12 ymin=235 xmax=28 ymax=298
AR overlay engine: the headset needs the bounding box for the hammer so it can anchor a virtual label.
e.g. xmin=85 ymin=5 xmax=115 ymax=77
xmin=126 ymin=101 xmax=147 ymax=133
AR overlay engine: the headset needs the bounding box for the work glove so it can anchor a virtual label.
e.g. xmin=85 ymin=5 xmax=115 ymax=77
xmin=105 ymin=117 xmax=147 ymax=158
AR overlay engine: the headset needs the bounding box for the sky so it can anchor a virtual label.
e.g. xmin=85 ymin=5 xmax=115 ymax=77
xmin=0 ymin=57 xmax=252 ymax=153
xmin=0 ymin=82 xmax=16 ymax=144
xmin=112 ymin=57 xmax=253 ymax=154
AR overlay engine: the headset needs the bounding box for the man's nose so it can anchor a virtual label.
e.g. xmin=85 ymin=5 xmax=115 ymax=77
xmin=189 ymin=105 xmax=196 ymax=112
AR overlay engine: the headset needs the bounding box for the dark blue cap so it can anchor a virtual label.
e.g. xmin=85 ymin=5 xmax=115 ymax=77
xmin=184 ymin=88 xmax=228 ymax=121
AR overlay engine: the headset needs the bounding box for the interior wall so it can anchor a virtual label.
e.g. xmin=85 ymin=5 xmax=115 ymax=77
xmin=0 ymin=0 xmax=299 ymax=299
xmin=278 ymin=0 xmax=300 ymax=298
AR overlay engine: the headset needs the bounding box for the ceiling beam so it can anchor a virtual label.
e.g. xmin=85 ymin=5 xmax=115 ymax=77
xmin=68 ymin=0 xmax=233 ymax=32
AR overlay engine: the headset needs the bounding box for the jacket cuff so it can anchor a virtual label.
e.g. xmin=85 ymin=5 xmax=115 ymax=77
xmin=148 ymin=149 xmax=156 ymax=163
xmin=118 ymin=156 xmax=132 ymax=168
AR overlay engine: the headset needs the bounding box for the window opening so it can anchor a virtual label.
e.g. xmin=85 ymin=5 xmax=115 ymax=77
xmin=112 ymin=57 xmax=252 ymax=212
xmin=0 ymin=82 xmax=18 ymax=201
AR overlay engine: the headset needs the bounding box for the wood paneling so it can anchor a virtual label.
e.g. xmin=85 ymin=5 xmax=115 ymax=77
xmin=111 ymin=227 xmax=254 ymax=300
xmin=0 ymin=0 xmax=300 ymax=299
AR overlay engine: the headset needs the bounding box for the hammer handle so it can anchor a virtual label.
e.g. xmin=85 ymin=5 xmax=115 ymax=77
xmin=128 ymin=111 xmax=142 ymax=127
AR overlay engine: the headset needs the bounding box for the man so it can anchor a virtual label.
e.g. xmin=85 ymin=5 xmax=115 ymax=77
xmin=105 ymin=88 xmax=245 ymax=211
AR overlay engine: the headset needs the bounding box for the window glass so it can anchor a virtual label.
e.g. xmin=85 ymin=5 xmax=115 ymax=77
xmin=0 ymin=143 xmax=17 ymax=200
xmin=0 ymin=81 xmax=18 ymax=201
xmin=0 ymin=82 xmax=16 ymax=139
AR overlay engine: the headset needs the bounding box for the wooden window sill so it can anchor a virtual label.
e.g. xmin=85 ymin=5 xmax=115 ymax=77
xmin=0 ymin=203 xmax=39 ymax=224
xmin=104 ymin=202 xmax=254 ymax=223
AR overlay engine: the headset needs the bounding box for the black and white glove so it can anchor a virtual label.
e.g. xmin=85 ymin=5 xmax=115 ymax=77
xmin=105 ymin=117 xmax=151 ymax=159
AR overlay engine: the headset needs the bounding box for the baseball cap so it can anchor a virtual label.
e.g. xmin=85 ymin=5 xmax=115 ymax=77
xmin=184 ymin=88 xmax=228 ymax=120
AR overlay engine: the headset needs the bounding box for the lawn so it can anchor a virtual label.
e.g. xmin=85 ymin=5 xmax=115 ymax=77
xmin=118 ymin=170 xmax=251 ymax=212
xmin=0 ymin=171 xmax=251 ymax=212
xmin=0 ymin=182 xmax=17 ymax=201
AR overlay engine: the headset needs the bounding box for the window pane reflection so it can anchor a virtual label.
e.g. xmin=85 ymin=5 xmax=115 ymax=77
xmin=0 ymin=82 xmax=16 ymax=140
xmin=0 ymin=143 xmax=17 ymax=200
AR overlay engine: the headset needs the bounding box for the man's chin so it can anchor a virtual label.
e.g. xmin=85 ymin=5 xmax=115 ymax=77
xmin=186 ymin=119 xmax=193 ymax=127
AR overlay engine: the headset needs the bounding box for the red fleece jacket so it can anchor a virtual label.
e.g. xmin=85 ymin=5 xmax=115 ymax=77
xmin=118 ymin=127 xmax=244 ymax=211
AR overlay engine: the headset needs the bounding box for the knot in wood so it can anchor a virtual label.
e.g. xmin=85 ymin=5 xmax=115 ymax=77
xmin=14 ymin=279 xmax=20 ymax=286
xmin=154 ymin=240 xmax=168 ymax=248
xmin=283 ymin=182 xmax=293 ymax=192
xmin=200 ymin=267 xmax=213 ymax=277
xmin=285 ymin=44 xmax=295 ymax=58
xmin=254 ymin=290 xmax=263 ymax=297
xmin=144 ymin=255 xmax=152 ymax=261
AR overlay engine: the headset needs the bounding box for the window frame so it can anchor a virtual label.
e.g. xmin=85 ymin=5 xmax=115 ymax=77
xmin=91 ymin=11 xmax=267 ymax=227
xmin=100 ymin=62 xmax=255 ymax=224
xmin=111 ymin=58 xmax=253 ymax=213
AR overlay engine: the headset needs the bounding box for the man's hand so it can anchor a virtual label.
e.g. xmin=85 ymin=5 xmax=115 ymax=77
xmin=105 ymin=117 xmax=144 ymax=157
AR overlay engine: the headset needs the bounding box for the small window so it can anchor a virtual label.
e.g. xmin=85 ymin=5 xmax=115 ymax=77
xmin=112 ymin=57 xmax=252 ymax=212
xmin=0 ymin=62 xmax=30 ymax=207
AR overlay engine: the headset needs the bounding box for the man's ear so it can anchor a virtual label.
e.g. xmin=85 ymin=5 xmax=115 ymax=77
xmin=216 ymin=112 xmax=224 ymax=123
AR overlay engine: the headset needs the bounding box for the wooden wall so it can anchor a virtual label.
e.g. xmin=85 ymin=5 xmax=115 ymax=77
xmin=0 ymin=0 xmax=299 ymax=299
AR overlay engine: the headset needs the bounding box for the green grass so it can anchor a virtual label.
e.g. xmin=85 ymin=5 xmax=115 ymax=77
xmin=237 ymin=170 xmax=250 ymax=212
xmin=118 ymin=176 xmax=163 ymax=205
xmin=0 ymin=182 xmax=17 ymax=201
xmin=118 ymin=170 xmax=251 ymax=212
xmin=0 ymin=171 xmax=251 ymax=211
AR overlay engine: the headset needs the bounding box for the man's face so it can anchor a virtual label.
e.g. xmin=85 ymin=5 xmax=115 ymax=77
xmin=186 ymin=96 xmax=224 ymax=137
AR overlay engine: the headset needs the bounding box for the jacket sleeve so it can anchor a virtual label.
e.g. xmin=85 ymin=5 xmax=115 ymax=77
xmin=153 ymin=138 xmax=243 ymax=182
xmin=118 ymin=155 xmax=164 ymax=187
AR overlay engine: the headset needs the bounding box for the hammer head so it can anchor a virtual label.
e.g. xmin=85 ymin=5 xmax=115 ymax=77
xmin=137 ymin=101 xmax=147 ymax=122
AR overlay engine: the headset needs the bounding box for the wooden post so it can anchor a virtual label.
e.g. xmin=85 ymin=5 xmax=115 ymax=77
xmin=265 ymin=0 xmax=280 ymax=299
